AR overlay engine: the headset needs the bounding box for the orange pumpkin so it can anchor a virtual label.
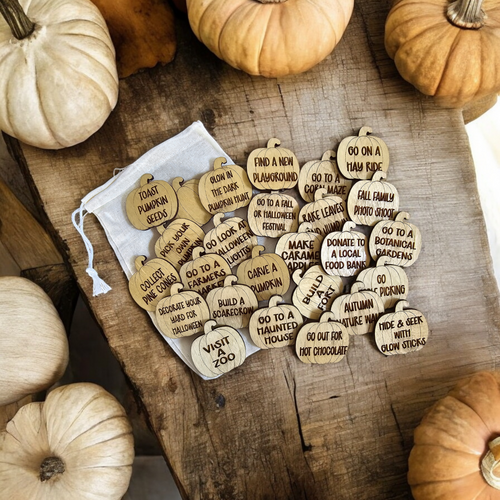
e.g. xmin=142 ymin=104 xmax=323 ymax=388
xmin=408 ymin=371 xmax=500 ymax=499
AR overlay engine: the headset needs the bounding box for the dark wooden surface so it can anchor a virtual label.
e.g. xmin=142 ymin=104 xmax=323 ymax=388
xmin=8 ymin=2 xmax=500 ymax=498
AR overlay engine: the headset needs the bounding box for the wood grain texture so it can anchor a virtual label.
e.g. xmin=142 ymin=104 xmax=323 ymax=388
xmin=7 ymin=1 xmax=500 ymax=498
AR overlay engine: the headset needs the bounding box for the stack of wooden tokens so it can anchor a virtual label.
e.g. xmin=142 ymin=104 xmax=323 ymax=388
xmin=125 ymin=127 xmax=429 ymax=378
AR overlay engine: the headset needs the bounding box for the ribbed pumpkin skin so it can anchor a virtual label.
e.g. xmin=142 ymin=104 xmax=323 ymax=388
xmin=0 ymin=0 xmax=118 ymax=149
xmin=385 ymin=0 xmax=500 ymax=108
xmin=408 ymin=371 xmax=500 ymax=499
xmin=186 ymin=0 xmax=354 ymax=78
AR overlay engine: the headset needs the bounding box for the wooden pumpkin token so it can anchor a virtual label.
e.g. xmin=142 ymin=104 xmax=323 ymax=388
xmin=205 ymin=275 xmax=259 ymax=329
xmin=171 ymin=177 xmax=212 ymax=226
xmin=275 ymin=222 xmax=322 ymax=274
xmin=337 ymin=127 xmax=390 ymax=180
xmin=295 ymin=312 xmax=349 ymax=364
xmin=128 ymin=256 xmax=181 ymax=312
xmin=298 ymin=189 xmax=349 ymax=237
xmin=203 ymin=214 xmax=257 ymax=268
xmin=236 ymin=245 xmax=290 ymax=301
xmin=246 ymin=138 xmax=299 ymax=191
xmin=375 ymin=300 xmax=429 ymax=355
xmin=156 ymin=283 xmax=210 ymax=339
xmin=248 ymin=295 xmax=303 ymax=349
xmin=179 ymin=247 xmax=231 ymax=297
xmin=198 ymin=157 xmax=253 ymax=214
xmin=355 ymin=256 xmax=409 ymax=309
xmin=291 ymin=265 xmax=343 ymax=320
xmin=154 ymin=218 xmax=205 ymax=271
xmin=126 ymin=174 xmax=178 ymax=230
xmin=247 ymin=191 xmax=299 ymax=238
xmin=347 ymin=171 xmax=400 ymax=226
xmin=191 ymin=320 xmax=246 ymax=378
xmin=321 ymin=221 xmax=370 ymax=277
xmin=298 ymin=150 xmax=352 ymax=203
xmin=369 ymin=211 xmax=422 ymax=267
xmin=329 ymin=282 xmax=385 ymax=336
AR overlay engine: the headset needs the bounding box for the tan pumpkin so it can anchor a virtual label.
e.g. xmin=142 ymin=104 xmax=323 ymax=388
xmin=0 ymin=383 xmax=134 ymax=499
xmin=0 ymin=0 xmax=118 ymax=149
xmin=172 ymin=177 xmax=212 ymax=226
xmin=0 ymin=277 xmax=68 ymax=406
xmin=385 ymin=0 xmax=500 ymax=108
xmin=186 ymin=0 xmax=354 ymax=78
xmin=408 ymin=371 xmax=500 ymax=499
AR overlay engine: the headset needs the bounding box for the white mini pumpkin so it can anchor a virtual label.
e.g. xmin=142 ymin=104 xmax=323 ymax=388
xmin=0 ymin=0 xmax=119 ymax=149
xmin=0 ymin=276 xmax=69 ymax=406
xmin=0 ymin=383 xmax=134 ymax=500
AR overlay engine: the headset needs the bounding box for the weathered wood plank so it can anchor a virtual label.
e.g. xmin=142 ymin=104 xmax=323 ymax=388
xmin=8 ymin=2 xmax=500 ymax=499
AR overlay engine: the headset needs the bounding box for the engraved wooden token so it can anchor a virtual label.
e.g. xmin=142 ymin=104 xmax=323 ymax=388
xmin=246 ymin=138 xmax=299 ymax=191
xmin=248 ymin=295 xmax=304 ymax=349
xmin=275 ymin=222 xmax=322 ymax=274
xmin=156 ymin=283 xmax=210 ymax=339
xmin=295 ymin=311 xmax=350 ymax=364
xmin=154 ymin=218 xmax=205 ymax=271
xmin=179 ymin=247 xmax=231 ymax=297
xmin=128 ymin=256 xmax=181 ymax=312
xmin=298 ymin=150 xmax=352 ymax=203
xmin=191 ymin=320 xmax=246 ymax=378
xmin=347 ymin=171 xmax=400 ymax=226
xmin=375 ymin=300 xmax=429 ymax=356
xmin=203 ymin=213 xmax=257 ymax=268
xmin=198 ymin=157 xmax=253 ymax=214
xmin=236 ymin=245 xmax=290 ymax=302
xmin=320 ymin=221 xmax=370 ymax=277
xmin=369 ymin=211 xmax=422 ymax=267
xmin=247 ymin=191 xmax=299 ymax=238
xmin=171 ymin=177 xmax=212 ymax=226
xmin=126 ymin=173 xmax=178 ymax=230
xmin=298 ymin=189 xmax=349 ymax=237
xmin=205 ymin=275 xmax=259 ymax=329
xmin=337 ymin=126 xmax=390 ymax=180
xmin=291 ymin=265 xmax=343 ymax=320
xmin=329 ymin=282 xmax=385 ymax=336
xmin=355 ymin=256 xmax=409 ymax=309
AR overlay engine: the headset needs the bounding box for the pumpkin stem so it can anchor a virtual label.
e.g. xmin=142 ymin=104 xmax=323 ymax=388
xmin=40 ymin=456 xmax=65 ymax=482
xmin=0 ymin=0 xmax=35 ymax=40
xmin=447 ymin=0 xmax=485 ymax=29
xmin=481 ymin=436 xmax=500 ymax=489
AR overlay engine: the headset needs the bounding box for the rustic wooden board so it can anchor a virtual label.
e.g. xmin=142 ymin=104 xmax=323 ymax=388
xmin=8 ymin=1 xmax=500 ymax=499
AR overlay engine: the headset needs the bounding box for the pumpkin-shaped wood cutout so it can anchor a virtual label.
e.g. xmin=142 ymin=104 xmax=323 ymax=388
xmin=236 ymin=245 xmax=290 ymax=302
xmin=321 ymin=221 xmax=370 ymax=277
xmin=330 ymin=282 xmax=385 ymax=336
xmin=154 ymin=218 xmax=205 ymax=271
xmin=375 ymin=300 xmax=428 ymax=355
xmin=128 ymin=256 xmax=181 ymax=311
xmin=191 ymin=320 xmax=246 ymax=378
xmin=205 ymin=275 xmax=258 ymax=329
xmin=179 ymin=247 xmax=231 ymax=297
xmin=246 ymin=138 xmax=299 ymax=191
xmin=156 ymin=283 xmax=210 ymax=339
xmin=347 ymin=171 xmax=400 ymax=226
xmin=295 ymin=311 xmax=349 ymax=364
xmin=355 ymin=256 xmax=409 ymax=310
xmin=369 ymin=211 xmax=422 ymax=267
xmin=198 ymin=157 xmax=253 ymax=214
xmin=203 ymin=214 xmax=257 ymax=268
xmin=337 ymin=127 xmax=390 ymax=180
xmin=126 ymin=174 xmax=178 ymax=230
xmin=248 ymin=191 xmax=299 ymax=238
xmin=298 ymin=150 xmax=353 ymax=203
xmin=298 ymin=189 xmax=349 ymax=238
xmin=292 ymin=265 xmax=343 ymax=320
xmin=249 ymin=295 xmax=304 ymax=349
xmin=275 ymin=222 xmax=322 ymax=274
xmin=172 ymin=177 xmax=212 ymax=226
